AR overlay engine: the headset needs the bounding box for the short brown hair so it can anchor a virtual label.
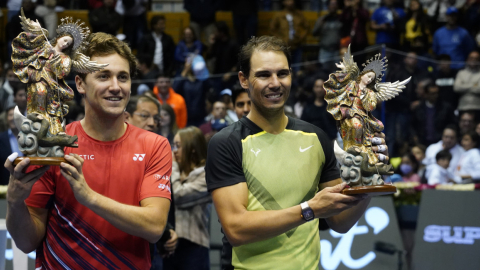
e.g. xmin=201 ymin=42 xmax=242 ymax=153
xmin=77 ymin=32 xmax=138 ymax=80
xmin=177 ymin=126 xmax=207 ymax=175
xmin=238 ymin=36 xmax=291 ymax=78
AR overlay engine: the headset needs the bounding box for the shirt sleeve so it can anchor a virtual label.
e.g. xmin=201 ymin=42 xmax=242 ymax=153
xmin=427 ymin=166 xmax=442 ymax=185
xmin=316 ymin=128 xmax=341 ymax=184
xmin=205 ymin=130 xmax=246 ymax=192
xmin=25 ymin=166 xmax=56 ymax=208
xmin=139 ymin=136 xmax=172 ymax=201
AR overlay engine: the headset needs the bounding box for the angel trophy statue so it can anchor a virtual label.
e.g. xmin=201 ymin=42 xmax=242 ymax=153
xmin=11 ymin=9 xmax=107 ymax=161
xmin=324 ymin=45 xmax=410 ymax=195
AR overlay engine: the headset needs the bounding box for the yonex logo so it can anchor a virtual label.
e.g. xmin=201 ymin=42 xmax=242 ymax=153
xmin=133 ymin=154 xmax=146 ymax=161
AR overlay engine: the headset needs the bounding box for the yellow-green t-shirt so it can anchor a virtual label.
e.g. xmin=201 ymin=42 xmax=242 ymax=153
xmin=206 ymin=117 xmax=340 ymax=270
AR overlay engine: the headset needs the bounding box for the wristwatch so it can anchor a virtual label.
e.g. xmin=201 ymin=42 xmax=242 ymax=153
xmin=300 ymin=201 xmax=314 ymax=222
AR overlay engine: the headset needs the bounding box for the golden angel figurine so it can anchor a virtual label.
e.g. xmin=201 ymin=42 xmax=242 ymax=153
xmin=324 ymin=45 xmax=410 ymax=189
xmin=11 ymin=9 xmax=107 ymax=158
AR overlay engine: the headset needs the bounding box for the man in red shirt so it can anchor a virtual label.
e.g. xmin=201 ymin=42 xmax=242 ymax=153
xmin=4 ymin=33 xmax=172 ymax=269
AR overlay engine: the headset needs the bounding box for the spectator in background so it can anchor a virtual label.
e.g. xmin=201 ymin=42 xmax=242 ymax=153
xmin=136 ymin=55 xmax=160 ymax=95
xmin=174 ymin=27 xmax=203 ymax=76
xmin=454 ymin=131 xmax=480 ymax=183
xmin=158 ymin=103 xmax=178 ymax=147
xmin=199 ymin=101 xmax=228 ymax=142
xmin=230 ymin=0 xmax=258 ymax=46
xmin=89 ymin=0 xmax=122 ymax=36
xmin=219 ymin=89 xmax=237 ymax=124
xmin=458 ymin=111 xmax=476 ymax=137
xmin=206 ymin=22 xmax=239 ymax=92
xmin=411 ymin=144 xmax=427 ymax=180
xmin=399 ymin=153 xmax=420 ymax=182
xmin=385 ymin=52 xmax=428 ymax=156
xmin=300 ymin=77 xmax=337 ymax=140
xmin=312 ymin=0 xmax=342 ymax=72
xmin=138 ymin=15 xmax=176 ymax=76
xmin=460 ymin=0 xmax=480 ymax=45
xmin=423 ymin=125 xmax=464 ymax=176
xmin=115 ymin=0 xmax=148 ymax=50
xmin=232 ymin=87 xmax=251 ymax=120
xmin=339 ymin=0 xmax=370 ymax=63
xmin=0 ymin=82 xmax=27 ymax=133
xmin=403 ymin=0 xmax=431 ymax=53
xmin=427 ymin=150 xmax=455 ymax=185
xmin=35 ymin=0 xmax=58 ymax=40
xmin=454 ymin=51 xmax=480 ymax=112
xmin=270 ymin=0 xmax=309 ymax=72
xmin=433 ymin=54 xmax=459 ymax=109
xmin=432 ymin=7 xmax=475 ymax=70
xmin=125 ymin=95 xmax=160 ymax=132
xmin=0 ymin=67 xmax=18 ymax=114
xmin=0 ymin=103 xmax=23 ymax=184
xmin=411 ymin=82 xmax=456 ymax=147
xmin=7 ymin=0 xmax=22 ymax=21
xmin=153 ymin=74 xmax=187 ymax=129
xmin=426 ymin=0 xmax=466 ymax=32
xmin=169 ymin=126 xmax=210 ymax=270
xmin=174 ymin=59 xmax=211 ymax=127
xmin=371 ymin=0 xmax=406 ymax=50
xmin=184 ymin=0 xmax=220 ymax=43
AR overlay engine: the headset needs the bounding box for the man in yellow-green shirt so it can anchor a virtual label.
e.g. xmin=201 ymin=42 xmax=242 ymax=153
xmin=206 ymin=36 xmax=387 ymax=270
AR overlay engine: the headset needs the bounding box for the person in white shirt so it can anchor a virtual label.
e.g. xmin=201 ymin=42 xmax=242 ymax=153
xmin=455 ymin=131 xmax=480 ymax=183
xmin=423 ymin=125 xmax=464 ymax=175
xmin=427 ymin=150 xmax=455 ymax=185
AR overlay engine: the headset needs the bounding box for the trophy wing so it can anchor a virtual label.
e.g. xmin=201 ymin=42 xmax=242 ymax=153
xmin=72 ymin=52 xmax=108 ymax=74
xmin=374 ymin=77 xmax=411 ymax=102
xmin=19 ymin=8 xmax=49 ymax=36
xmin=340 ymin=44 xmax=359 ymax=78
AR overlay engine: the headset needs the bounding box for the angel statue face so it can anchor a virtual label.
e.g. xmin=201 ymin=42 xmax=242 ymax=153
xmin=53 ymin=34 xmax=74 ymax=53
xmin=360 ymin=71 xmax=376 ymax=86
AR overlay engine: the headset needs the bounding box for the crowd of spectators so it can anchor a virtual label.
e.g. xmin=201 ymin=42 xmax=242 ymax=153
xmin=1 ymin=0 xmax=480 ymax=268
xmin=1 ymin=0 xmax=480 ymax=185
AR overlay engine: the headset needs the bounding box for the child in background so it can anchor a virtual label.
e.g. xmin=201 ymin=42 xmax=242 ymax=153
xmin=455 ymin=131 xmax=480 ymax=183
xmin=427 ymin=150 xmax=456 ymax=185
xmin=399 ymin=153 xmax=421 ymax=182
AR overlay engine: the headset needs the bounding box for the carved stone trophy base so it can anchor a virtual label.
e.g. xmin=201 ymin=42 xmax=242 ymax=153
xmin=13 ymin=157 xmax=69 ymax=166
xmin=335 ymin=143 xmax=396 ymax=196
xmin=342 ymin=185 xmax=396 ymax=196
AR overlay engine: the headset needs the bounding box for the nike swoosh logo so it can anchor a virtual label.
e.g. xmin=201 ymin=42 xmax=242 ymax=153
xmin=299 ymin=145 xmax=313 ymax=152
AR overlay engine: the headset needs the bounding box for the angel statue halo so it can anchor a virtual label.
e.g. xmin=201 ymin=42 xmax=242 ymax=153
xmin=56 ymin=16 xmax=91 ymax=51
xmin=11 ymin=8 xmax=108 ymax=159
xmin=324 ymin=44 xmax=411 ymax=189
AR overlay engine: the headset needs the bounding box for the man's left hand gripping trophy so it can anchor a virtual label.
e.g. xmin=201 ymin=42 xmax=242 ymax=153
xmin=11 ymin=9 xmax=107 ymax=163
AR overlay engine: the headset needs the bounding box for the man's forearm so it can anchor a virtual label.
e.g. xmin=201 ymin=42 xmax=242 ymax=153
xmin=216 ymin=203 xmax=306 ymax=247
xmin=326 ymin=197 xmax=371 ymax=233
xmin=6 ymin=202 xmax=45 ymax=253
xmin=84 ymin=192 xmax=169 ymax=243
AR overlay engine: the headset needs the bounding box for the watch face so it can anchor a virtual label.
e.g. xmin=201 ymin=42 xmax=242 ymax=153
xmin=304 ymin=209 xmax=314 ymax=220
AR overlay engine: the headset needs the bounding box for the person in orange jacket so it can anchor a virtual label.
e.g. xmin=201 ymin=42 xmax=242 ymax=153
xmin=153 ymin=74 xmax=188 ymax=129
